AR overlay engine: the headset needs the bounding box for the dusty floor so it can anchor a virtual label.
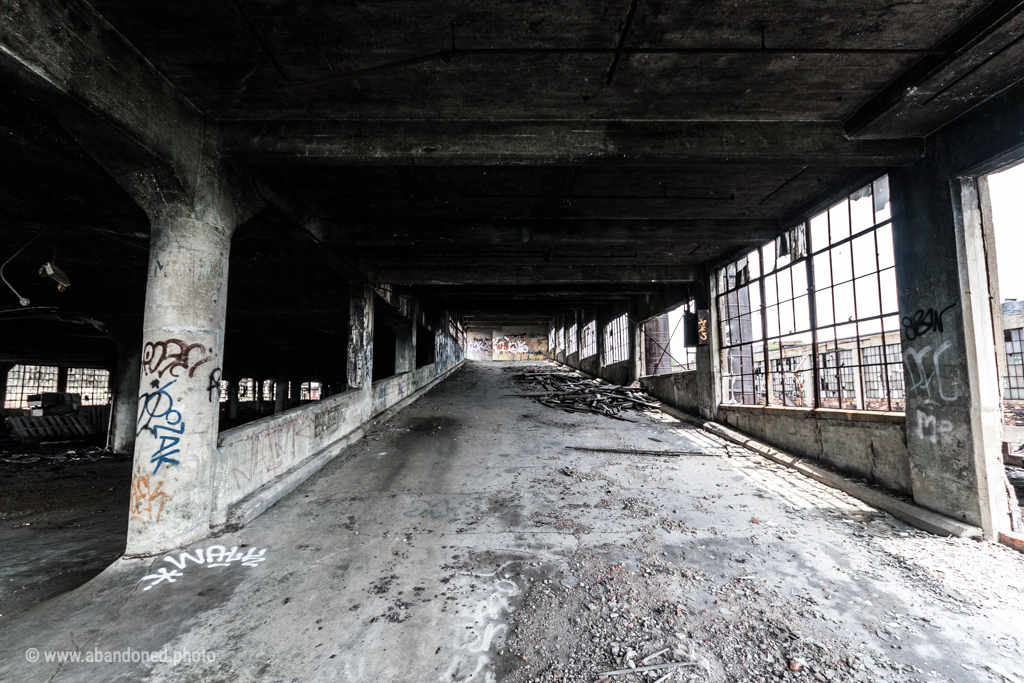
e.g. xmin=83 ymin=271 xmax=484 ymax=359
xmin=1 ymin=361 xmax=1024 ymax=683
xmin=0 ymin=443 xmax=130 ymax=620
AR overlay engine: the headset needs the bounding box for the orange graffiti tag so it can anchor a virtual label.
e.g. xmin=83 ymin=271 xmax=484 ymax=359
xmin=130 ymin=467 xmax=168 ymax=526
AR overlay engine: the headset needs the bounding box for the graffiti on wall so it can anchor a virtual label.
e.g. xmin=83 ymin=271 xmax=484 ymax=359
xmin=139 ymin=544 xmax=268 ymax=590
xmin=468 ymin=332 xmax=547 ymax=361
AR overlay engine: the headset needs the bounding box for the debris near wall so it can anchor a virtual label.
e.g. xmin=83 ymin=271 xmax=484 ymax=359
xmin=510 ymin=370 xmax=658 ymax=422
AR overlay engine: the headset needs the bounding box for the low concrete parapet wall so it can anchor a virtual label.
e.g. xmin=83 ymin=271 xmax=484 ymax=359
xmin=640 ymin=371 xmax=911 ymax=495
xmin=717 ymin=405 xmax=911 ymax=494
xmin=640 ymin=371 xmax=701 ymax=415
xmin=212 ymin=360 xmax=464 ymax=526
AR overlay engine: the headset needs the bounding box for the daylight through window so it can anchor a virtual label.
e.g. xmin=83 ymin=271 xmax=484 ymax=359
xmin=717 ymin=175 xmax=903 ymax=411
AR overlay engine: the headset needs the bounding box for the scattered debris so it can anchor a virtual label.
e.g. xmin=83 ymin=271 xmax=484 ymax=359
xmin=510 ymin=370 xmax=658 ymax=421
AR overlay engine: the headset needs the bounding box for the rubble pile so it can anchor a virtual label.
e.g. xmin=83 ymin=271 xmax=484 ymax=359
xmin=510 ymin=370 xmax=659 ymax=422
xmin=499 ymin=550 xmax=911 ymax=683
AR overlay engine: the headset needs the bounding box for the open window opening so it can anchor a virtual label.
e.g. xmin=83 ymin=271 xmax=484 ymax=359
xmin=604 ymin=313 xmax=630 ymax=365
xmin=643 ymin=300 xmax=698 ymax=376
xmin=984 ymin=162 xmax=1024 ymax=472
xmin=566 ymin=323 xmax=578 ymax=356
xmin=581 ymin=320 xmax=597 ymax=359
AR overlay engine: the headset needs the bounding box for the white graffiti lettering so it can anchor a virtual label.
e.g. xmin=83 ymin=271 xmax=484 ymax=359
xmin=903 ymin=340 xmax=958 ymax=405
xmin=910 ymin=409 xmax=955 ymax=445
xmin=141 ymin=545 xmax=268 ymax=590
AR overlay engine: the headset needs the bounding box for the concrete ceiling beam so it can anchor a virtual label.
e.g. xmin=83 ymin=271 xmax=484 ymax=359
xmin=365 ymin=263 xmax=699 ymax=286
xmin=217 ymin=119 xmax=924 ymax=167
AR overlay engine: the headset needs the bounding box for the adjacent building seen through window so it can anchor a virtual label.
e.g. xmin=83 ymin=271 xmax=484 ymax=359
xmin=718 ymin=175 xmax=903 ymax=411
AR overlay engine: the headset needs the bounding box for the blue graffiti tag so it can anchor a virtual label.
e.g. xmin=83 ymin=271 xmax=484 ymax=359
xmin=138 ymin=379 xmax=185 ymax=473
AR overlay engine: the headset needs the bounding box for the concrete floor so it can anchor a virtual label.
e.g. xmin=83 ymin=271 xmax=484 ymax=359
xmin=2 ymin=361 xmax=1024 ymax=683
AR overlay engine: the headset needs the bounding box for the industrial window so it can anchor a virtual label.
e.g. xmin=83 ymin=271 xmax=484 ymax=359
xmin=263 ymin=379 xmax=276 ymax=402
xmin=1006 ymin=328 xmax=1024 ymax=400
xmin=604 ymin=313 xmax=630 ymax=365
xmin=65 ymin=368 xmax=110 ymax=405
xmin=220 ymin=381 xmax=230 ymax=403
xmin=300 ymin=382 xmax=322 ymax=400
xmin=557 ymin=327 xmax=565 ymax=353
xmin=566 ymin=324 xmax=579 ymax=355
xmin=548 ymin=328 xmax=556 ymax=356
xmin=644 ymin=300 xmax=698 ymax=375
xmin=581 ymin=320 xmax=598 ymax=359
xmin=4 ymin=365 xmax=58 ymax=409
xmin=717 ymin=175 xmax=902 ymax=411
xmin=238 ymin=378 xmax=255 ymax=402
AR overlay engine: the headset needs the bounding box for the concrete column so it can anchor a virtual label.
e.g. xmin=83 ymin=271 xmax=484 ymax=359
xmin=274 ymin=376 xmax=287 ymax=414
xmin=255 ymin=378 xmax=264 ymax=414
xmin=127 ymin=213 xmax=234 ymax=556
xmin=347 ymin=284 xmax=375 ymax=390
xmin=0 ymin=362 xmax=12 ymax=412
xmin=56 ymin=366 xmax=68 ymax=393
xmin=891 ymin=164 xmax=1009 ymax=537
xmin=227 ymin=376 xmax=239 ymax=419
xmin=111 ymin=342 xmax=142 ymax=454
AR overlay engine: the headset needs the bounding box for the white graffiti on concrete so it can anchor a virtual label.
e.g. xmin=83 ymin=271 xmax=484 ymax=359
xmin=493 ymin=337 xmax=529 ymax=355
xmin=140 ymin=545 xmax=268 ymax=590
xmin=468 ymin=339 xmax=492 ymax=354
xmin=910 ymin=409 xmax=955 ymax=445
xmin=442 ymin=564 xmax=520 ymax=683
xmin=903 ymin=340 xmax=958 ymax=405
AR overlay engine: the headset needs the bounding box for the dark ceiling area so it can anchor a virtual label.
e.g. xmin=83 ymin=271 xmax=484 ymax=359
xmin=2 ymin=0 xmax=1024 ymax=358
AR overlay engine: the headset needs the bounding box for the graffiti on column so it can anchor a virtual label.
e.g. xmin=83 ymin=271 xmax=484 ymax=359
xmin=137 ymin=379 xmax=184 ymax=473
xmin=902 ymin=301 xmax=960 ymax=446
xmin=130 ymin=465 xmax=168 ymax=526
xmin=206 ymin=367 xmax=223 ymax=402
xmin=142 ymin=338 xmax=213 ymax=378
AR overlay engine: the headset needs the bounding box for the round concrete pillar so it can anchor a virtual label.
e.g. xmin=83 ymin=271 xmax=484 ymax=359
xmin=127 ymin=215 xmax=233 ymax=556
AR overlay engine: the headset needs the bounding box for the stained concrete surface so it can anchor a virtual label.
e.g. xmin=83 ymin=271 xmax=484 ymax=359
xmin=0 ymin=447 xmax=130 ymax=620
xmin=1 ymin=361 xmax=1024 ymax=682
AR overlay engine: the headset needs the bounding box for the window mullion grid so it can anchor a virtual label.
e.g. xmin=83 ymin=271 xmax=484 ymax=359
xmin=874 ymin=226 xmax=893 ymax=411
xmin=849 ymin=200 xmax=865 ymax=411
xmin=807 ymin=251 xmax=821 ymax=409
xmin=759 ymin=249 xmax=768 ymax=406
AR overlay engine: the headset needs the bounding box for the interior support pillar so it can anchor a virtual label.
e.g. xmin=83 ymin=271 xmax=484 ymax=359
xmin=255 ymin=378 xmax=264 ymax=414
xmin=127 ymin=211 xmax=235 ymax=555
xmin=274 ymin=375 xmax=287 ymax=414
xmin=227 ymin=375 xmax=239 ymax=419
xmin=347 ymin=284 xmax=375 ymax=391
xmin=891 ymin=162 xmax=1009 ymax=538
xmin=0 ymin=363 xmax=12 ymax=412
xmin=111 ymin=333 xmax=142 ymax=454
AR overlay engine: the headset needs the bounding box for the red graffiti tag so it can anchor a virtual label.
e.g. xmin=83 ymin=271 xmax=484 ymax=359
xmin=143 ymin=338 xmax=213 ymax=378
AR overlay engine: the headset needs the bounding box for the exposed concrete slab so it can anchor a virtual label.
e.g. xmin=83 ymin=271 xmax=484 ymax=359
xmin=1 ymin=362 xmax=1023 ymax=682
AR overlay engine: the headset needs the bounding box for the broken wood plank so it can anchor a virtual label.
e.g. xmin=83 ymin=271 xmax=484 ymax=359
xmin=565 ymin=446 xmax=717 ymax=456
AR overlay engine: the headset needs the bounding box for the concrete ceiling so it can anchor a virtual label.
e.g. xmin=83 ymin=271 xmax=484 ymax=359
xmin=2 ymin=0 xmax=1024 ymax=343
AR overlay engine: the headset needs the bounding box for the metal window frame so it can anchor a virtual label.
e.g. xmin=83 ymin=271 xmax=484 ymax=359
xmin=716 ymin=174 xmax=902 ymax=412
